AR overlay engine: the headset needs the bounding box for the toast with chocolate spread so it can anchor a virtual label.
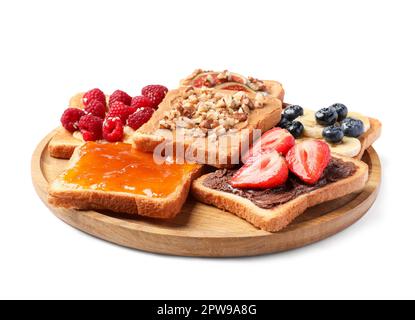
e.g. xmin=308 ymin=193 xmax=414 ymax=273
xmin=191 ymin=155 xmax=368 ymax=232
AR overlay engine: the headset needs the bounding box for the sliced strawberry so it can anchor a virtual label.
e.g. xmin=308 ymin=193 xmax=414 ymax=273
xmin=221 ymin=84 xmax=248 ymax=91
xmin=230 ymin=74 xmax=245 ymax=83
xmin=286 ymin=139 xmax=331 ymax=185
xmin=215 ymin=82 xmax=254 ymax=92
xmin=230 ymin=150 xmax=289 ymax=189
xmin=243 ymin=128 xmax=295 ymax=162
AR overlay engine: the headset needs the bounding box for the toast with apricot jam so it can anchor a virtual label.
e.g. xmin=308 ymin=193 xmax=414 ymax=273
xmin=48 ymin=142 xmax=202 ymax=218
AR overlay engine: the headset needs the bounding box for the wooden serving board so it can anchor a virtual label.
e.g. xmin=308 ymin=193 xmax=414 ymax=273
xmin=32 ymin=131 xmax=381 ymax=257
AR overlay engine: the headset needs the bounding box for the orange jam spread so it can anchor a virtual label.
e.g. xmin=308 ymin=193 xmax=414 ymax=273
xmin=62 ymin=142 xmax=198 ymax=198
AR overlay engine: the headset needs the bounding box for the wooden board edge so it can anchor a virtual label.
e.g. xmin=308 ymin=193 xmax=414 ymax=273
xmin=31 ymin=131 xmax=382 ymax=257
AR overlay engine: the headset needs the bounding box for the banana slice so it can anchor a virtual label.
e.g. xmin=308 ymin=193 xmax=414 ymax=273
xmin=346 ymin=112 xmax=371 ymax=132
xmin=327 ymin=137 xmax=361 ymax=157
xmin=296 ymin=109 xmax=324 ymax=138
xmin=296 ymin=137 xmax=361 ymax=157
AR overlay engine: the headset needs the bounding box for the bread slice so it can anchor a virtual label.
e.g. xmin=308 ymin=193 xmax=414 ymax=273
xmin=191 ymin=156 xmax=368 ymax=232
xmin=48 ymin=127 xmax=83 ymax=159
xmin=48 ymin=143 xmax=203 ymax=218
xmin=180 ymin=69 xmax=285 ymax=102
xmin=356 ymin=117 xmax=382 ymax=159
xmin=133 ymin=87 xmax=282 ymax=168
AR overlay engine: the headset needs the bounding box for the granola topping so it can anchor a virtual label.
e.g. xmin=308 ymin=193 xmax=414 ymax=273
xmin=159 ymin=88 xmax=266 ymax=138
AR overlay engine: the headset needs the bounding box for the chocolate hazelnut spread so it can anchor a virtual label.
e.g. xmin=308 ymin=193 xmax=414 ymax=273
xmin=203 ymin=158 xmax=357 ymax=209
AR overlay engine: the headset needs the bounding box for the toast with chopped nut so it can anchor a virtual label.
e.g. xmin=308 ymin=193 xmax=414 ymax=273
xmin=133 ymin=87 xmax=283 ymax=168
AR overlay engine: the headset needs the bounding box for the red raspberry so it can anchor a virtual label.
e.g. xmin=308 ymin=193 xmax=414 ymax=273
xmin=83 ymin=88 xmax=106 ymax=107
xmin=84 ymin=99 xmax=106 ymax=119
xmin=103 ymin=117 xmax=124 ymax=142
xmin=131 ymin=95 xmax=154 ymax=110
xmin=60 ymin=108 xmax=86 ymax=132
xmin=109 ymin=90 xmax=132 ymax=107
xmin=141 ymin=85 xmax=168 ymax=108
xmin=78 ymin=114 xmax=103 ymax=141
xmin=127 ymin=107 xmax=154 ymax=130
xmin=106 ymin=101 xmax=135 ymax=124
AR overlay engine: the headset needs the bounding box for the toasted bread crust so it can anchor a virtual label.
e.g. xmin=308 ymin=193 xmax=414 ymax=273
xmin=48 ymin=145 xmax=203 ymax=218
xmin=263 ymin=80 xmax=285 ymax=102
xmin=191 ymin=156 xmax=369 ymax=232
xmin=48 ymin=127 xmax=82 ymax=159
xmin=356 ymin=118 xmax=382 ymax=160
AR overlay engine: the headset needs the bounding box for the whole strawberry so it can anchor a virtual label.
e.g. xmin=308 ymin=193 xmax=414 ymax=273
xmin=78 ymin=114 xmax=103 ymax=141
xmin=83 ymin=88 xmax=106 ymax=107
xmin=109 ymin=90 xmax=132 ymax=107
xmin=85 ymin=99 xmax=106 ymax=119
xmin=61 ymin=108 xmax=86 ymax=132
xmin=127 ymin=107 xmax=154 ymax=130
xmin=141 ymin=85 xmax=168 ymax=108
xmin=106 ymin=101 xmax=136 ymax=124
xmin=103 ymin=117 xmax=124 ymax=142
xmin=131 ymin=95 xmax=154 ymax=110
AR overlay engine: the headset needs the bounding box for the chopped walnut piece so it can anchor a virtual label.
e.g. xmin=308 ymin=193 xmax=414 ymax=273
xmin=159 ymin=88 xmax=266 ymax=140
xmin=247 ymin=76 xmax=267 ymax=91
xmin=233 ymin=112 xmax=248 ymax=122
xmin=254 ymin=92 xmax=265 ymax=108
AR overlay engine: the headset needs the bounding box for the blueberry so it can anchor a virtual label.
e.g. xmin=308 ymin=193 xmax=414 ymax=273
xmin=286 ymin=121 xmax=304 ymax=138
xmin=277 ymin=116 xmax=291 ymax=129
xmin=330 ymin=103 xmax=348 ymax=122
xmin=341 ymin=117 xmax=364 ymax=137
xmin=323 ymin=125 xmax=344 ymax=143
xmin=315 ymin=107 xmax=338 ymax=126
xmin=283 ymin=105 xmax=304 ymax=121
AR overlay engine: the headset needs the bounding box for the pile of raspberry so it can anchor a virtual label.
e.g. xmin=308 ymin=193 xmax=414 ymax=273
xmin=60 ymin=85 xmax=168 ymax=142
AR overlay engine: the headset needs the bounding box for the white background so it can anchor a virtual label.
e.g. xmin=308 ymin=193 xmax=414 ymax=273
xmin=0 ymin=0 xmax=414 ymax=300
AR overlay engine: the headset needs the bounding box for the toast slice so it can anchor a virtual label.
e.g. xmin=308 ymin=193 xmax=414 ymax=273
xmin=180 ymin=69 xmax=285 ymax=102
xmin=192 ymin=156 xmax=368 ymax=232
xmin=48 ymin=142 xmax=203 ymax=218
xmin=356 ymin=117 xmax=382 ymax=159
xmin=48 ymin=127 xmax=84 ymax=159
xmin=133 ymin=87 xmax=282 ymax=168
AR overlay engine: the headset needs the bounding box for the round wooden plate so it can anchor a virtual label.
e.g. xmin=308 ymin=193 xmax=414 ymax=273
xmin=32 ymin=131 xmax=381 ymax=257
